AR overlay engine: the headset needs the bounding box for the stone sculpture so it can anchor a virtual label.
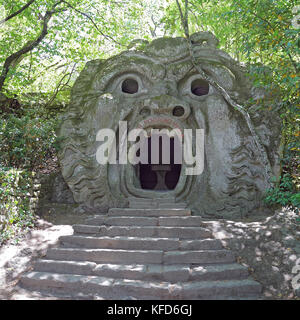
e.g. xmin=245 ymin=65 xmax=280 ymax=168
xmin=58 ymin=32 xmax=281 ymax=218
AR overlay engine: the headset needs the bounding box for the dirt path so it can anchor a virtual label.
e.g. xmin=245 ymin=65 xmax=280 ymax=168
xmin=0 ymin=220 xmax=73 ymax=299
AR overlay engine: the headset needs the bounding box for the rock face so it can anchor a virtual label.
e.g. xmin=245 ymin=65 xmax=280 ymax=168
xmin=58 ymin=32 xmax=281 ymax=218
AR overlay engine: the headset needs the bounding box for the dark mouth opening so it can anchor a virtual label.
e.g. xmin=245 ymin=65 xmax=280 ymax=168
xmin=137 ymin=135 xmax=181 ymax=191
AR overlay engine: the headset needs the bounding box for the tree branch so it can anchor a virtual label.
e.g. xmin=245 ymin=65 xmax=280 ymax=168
xmin=60 ymin=1 xmax=124 ymax=47
xmin=0 ymin=2 xmax=65 ymax=91
xmin=0 ymin=0 xmax=36 ymax=25
xmin=45 ymin=63 xmax=77 ymax=108
xmin=0 ymin=0 xmax=126 ymax=91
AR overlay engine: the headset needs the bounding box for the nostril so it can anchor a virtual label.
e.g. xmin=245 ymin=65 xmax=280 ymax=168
xmin=172 ymin=106 xmax=185 ymax=117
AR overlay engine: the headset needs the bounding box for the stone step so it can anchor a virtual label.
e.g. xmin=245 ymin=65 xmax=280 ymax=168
xmin=128 ymin=197 xmax=156 ymax=203
xmin=72 ymin=225 xmax=212 ymax=239
xmin=108 ymin=208 xmax=191 ymax=217
xmin=130 ymin=204 xmax=186 ymax=209
xmin=128 ymin=198 xmax=187 ymax=209
xmin=159 ymin=216 xmax=205 ymax=227
xmin=46 ymin=248 xmax=164 ymax=264
xmin=59 ymin=235 xmax=223 ymax=251
xmin=128 ymin=197 xmax=176 ymax=204
xmin=129 ymin=203 xmax=187 ymax=209
xmin=158 ymin=203 xmax=186 ymax=209
xmin=18 ymin=201 xmax=263 ymax=299
xmin=45 ymin=248 xmax=234 ymax=265
xmin=85 ymin=216 xmax=205 ymax=227
xmin=189 ymin=264 xmax=249 ymax=281
xmin=181 ymin=279 xmax=262 ymax=299
xmin=34 ymin=260 xmax=249 ymax=282
xmin=163 ymin=250 xmax=235 ymax=264
xmin=20 ymin=271 xmax=261 ymax=299
xmin=86 ymin=216 xmax=158 ymax=226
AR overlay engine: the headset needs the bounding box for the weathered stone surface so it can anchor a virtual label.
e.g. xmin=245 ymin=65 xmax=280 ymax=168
xmin=129 ymin=197 xmax=186 ymax=209
xmin=36 ymin=261 xmax=247 ymax=283
xmin=181 ymin=279 xmax=262 ymax=299
xmin=94 ymin=225 xmax=212 ymax=239
xmin=20 ymin=271 xmax=261 ymax=299
xmin=34 ymin=260 xmax=96 ymax=275
xmin=46 ymin=248 xmax=164 ymax=264
xmin=73 ymin=225 xmax=100 ymax=234
xmin=60 ymin=235 xmax=179 ymax=250
xmin=85 ymin=215 xmax=106 ymax=225
xmin=108 ymin=208 xmax=191 ymax=217
xmin=58 ymin=32 xmax=281 ymax=218
xmin=19 ymin=206 xmax=263 ymax=300
xmin=104 ymin=216 xmax=158 ymax=226
xmin=163 ymin=250 xmax=235 ymax=264
xmin=93 ymin=263 xmax=147 ymax=279
xmin=180 ymin=239 xmax=223 ymax=250
xmin=36 ymin=172 xmax=75 ymax=209
xmin=190 ymin=264 xmax=249 ymax=281
xmin=159 ymin=216 xmax=205 ymax=227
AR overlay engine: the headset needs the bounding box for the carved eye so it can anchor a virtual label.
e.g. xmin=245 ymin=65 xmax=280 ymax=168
xmin=121 ymin=78 xmax=139 ymax=94
xmin=191 ymin=79 xmax=209 ymax=96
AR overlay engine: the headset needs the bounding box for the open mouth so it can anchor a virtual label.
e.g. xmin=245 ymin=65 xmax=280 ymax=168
xmin=136 ymin=135 xmax=182 ymax=191
xmin=120 ymin=115 xmax=191 ymax=199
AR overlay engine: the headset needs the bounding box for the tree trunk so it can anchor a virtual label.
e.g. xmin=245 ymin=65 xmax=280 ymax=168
xmin=0 ymin=11 xmax=54 ymax=92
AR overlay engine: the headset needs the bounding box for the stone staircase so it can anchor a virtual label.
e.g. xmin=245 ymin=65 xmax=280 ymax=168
xmin=128 ymin=197 xmax=187 ymax=209
xmin=19 ymin=203 xmax=262 ymax=299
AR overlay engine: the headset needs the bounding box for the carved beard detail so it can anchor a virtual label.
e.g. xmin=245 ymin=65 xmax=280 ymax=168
xmin=58 ymin=33 xmax=281 ymax=218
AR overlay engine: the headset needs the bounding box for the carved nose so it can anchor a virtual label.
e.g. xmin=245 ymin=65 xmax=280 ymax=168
xmin=145 ymin=95 xmax=190 ymax=120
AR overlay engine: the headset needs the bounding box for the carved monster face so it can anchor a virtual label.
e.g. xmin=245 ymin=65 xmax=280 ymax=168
xmin=59 ymin=32 xmax=281 ymax=218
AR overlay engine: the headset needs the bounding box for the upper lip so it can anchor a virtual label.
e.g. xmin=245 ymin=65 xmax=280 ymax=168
xmin=137 ymin=115 xmax=184 ymax=135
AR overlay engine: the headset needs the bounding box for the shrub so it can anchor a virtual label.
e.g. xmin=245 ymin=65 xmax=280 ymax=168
xmin=264 ymin=173 xmax=300 ymax=211
xmin=0 ymin=168 xmax=36 ymax=244
xmin=0 ymin=108 xmax=59 ymax=170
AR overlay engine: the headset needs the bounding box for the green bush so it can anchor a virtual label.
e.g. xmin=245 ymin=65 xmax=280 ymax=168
xmin=0 ymin=108 xmax=59 ymax=170
xmin=0 ymin=168 xmax=36 ymax=244
xmin=264 ymin=173 xmax=300 ymax=210
xmin=0 ymin=106 xmax=61 ymax=244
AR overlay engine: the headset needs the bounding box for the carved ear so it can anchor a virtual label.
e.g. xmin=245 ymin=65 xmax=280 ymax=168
xmin=190 ymin=32 xmax=219 ymax=48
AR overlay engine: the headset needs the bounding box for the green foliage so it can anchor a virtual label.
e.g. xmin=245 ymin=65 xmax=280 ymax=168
xmin=0 ymin=108 xmax=59 ymax=169
xmin=0 ymin=0 xmax=165 ymax=100
xmin=264 ymin=174 xmax=300 ymax=210
xmin=0 ymin=168 xmax=36 ymax=244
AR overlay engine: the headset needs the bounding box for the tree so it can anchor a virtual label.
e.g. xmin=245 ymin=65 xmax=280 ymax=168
xmin=0 ymin=0 xmax=164 ymax=99
xmin=0 ymin=1 xmax=65 ymax=91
